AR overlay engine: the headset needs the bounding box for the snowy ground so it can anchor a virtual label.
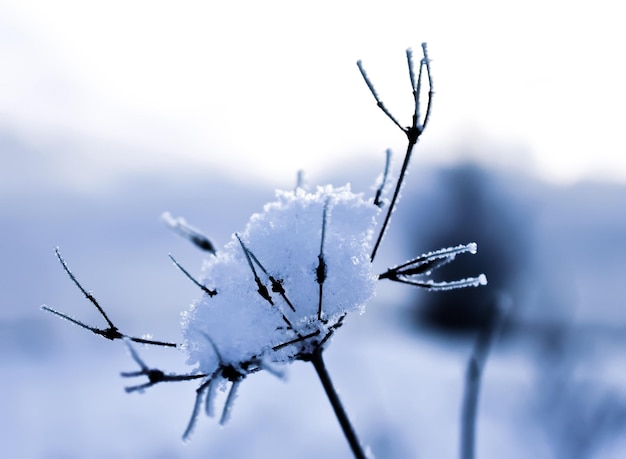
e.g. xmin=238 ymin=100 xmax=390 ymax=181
xmin=2 ymin=133 xmax=626 ymax=458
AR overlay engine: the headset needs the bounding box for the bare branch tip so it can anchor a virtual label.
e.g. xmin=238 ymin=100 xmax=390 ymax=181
xmin=169 ymin=253 xmax=217 ymax=297
xmin=122 ymin=337 xmax=147 ymax=369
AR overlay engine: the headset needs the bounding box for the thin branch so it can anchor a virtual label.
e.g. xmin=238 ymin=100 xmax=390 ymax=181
xmin=373 ymin=149 xmax=392 ymax=208
xmin=460 ymin=304 xmax=506 ymax=459
xmin=388 ymin=275 xmax=487 ymax=291
xmin=311 ymin=349 xmax=367 ymax=459
xmin=220 ymin=380 xmax=241 ymax=425
xmin=391 ymin=243 xmax=477 ymax=272
xmin=168 ymin=254 xmax=217 ymax=297
xmin=204 ymin=377 xmax=220 ymax=417
xmin=370 ymin=139 xmax=416 ymax=262
xmin=183 ymin=377 xmax=213 ymax=442
xmin=236 ymin=236 xmax=299 ymax=331
xmin=362 ymin=45 xmax=434 ymax=262
xmin=236 ymin=233 xmax=274 ymax=305
xmin=356 ymin=60 xmax=405 ymax=132
xmin=316 ymin=198 xmax=330 ymax=321
xmin=245 ymin=248 xmax=296 ymax=312
xmin=41 ymin=305 xmax=118 ymax=337
xmin=120 ymin=339 xmax=206 ymax=393
xmin=45 ymin=248 xmax=177 ymax=348
xmin=317 ymin=316 xmax=344 ymax=349
xmin=272 ymin=330 xmax=321 ymax=352
xmin=379 ymin=243 xmax=486 ymax=291
xmin=197 ymin=330 xmax=225 ymax=364
xmin=162 ymin=212 xmax=216 ymax=254
xmin=407 ymin=48 xmax=418 ymax=106
xmin=419 ymin=42 xmax=434 ymax=131
xmin=54 ymin=247 xmax=116 ymax=330
xmin=295 ymin=169 xmax=305 ymax=191
xmin=379 ymin=243 xmax=479 ymax=279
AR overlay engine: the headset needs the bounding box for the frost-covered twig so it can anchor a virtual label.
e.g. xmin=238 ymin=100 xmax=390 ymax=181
xmin=42 ymin=247 xmax=177 ymax=348
xmin=120 ymin=339 xmax=206 ymax=393
xmin=373 ymin=149 xmax=392 ymax=208
xmin=359 ymin=44 xmax=434 ymax=262
xmin=380 ymin=243 xmax=487 ymax=291
xmin=316 ymin=198 xmax=329 ymax=321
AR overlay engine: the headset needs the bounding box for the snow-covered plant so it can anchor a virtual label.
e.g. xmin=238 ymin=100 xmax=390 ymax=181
xmin=43 ymin=43 xmax=486 ymax=458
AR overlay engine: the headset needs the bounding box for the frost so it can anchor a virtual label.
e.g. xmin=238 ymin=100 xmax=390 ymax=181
xmin=417 ymin=275 xmax=488 ymax=291
xmin=379 ymin=242 xmax=486 ymax=289
xmin=182 ymin=185 xmax=380 ymax=376
xmin=41 ymin=44 xmax=493 ymax=454
xmin=162 ymin=211 xmax=216 ymax=253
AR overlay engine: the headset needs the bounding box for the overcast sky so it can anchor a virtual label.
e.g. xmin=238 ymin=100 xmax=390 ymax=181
xmin=1 ymin=0 xmax=623 ymax=188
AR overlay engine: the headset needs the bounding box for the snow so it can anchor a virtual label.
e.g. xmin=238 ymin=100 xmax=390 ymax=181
xmin=3 ymin=132 xmax=626 ymax=458
xmin=182 ymin=185 xmax=380 ymax=377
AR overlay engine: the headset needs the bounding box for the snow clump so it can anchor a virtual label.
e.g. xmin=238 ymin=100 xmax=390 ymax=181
xmin=181 ymin=184 xmax=380 ymax=377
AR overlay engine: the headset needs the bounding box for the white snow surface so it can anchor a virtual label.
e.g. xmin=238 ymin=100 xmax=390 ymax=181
xmin=182 ymin=185 xmax=380 ymax=375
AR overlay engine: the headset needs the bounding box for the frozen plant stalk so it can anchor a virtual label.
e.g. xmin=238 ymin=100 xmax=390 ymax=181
xmin=183 ymin=185 xmax=379 ymax=375
xmin=43 ymin=43 xmax=487 ymax=459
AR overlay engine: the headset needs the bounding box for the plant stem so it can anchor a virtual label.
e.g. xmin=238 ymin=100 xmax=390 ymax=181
xmin=311 ymin=349 xmax=367 ymax=459
xmin=460 ymin=304 xmax=504 ymax=459
xmin=370 ymin=139 xmax=416 ymax=262
xmin=460 ymin=354 xmax=480 ymax=459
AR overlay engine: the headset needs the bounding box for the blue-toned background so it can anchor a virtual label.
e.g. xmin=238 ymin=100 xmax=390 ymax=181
xmin=2 ymin=2 xmax=625 ymax=458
